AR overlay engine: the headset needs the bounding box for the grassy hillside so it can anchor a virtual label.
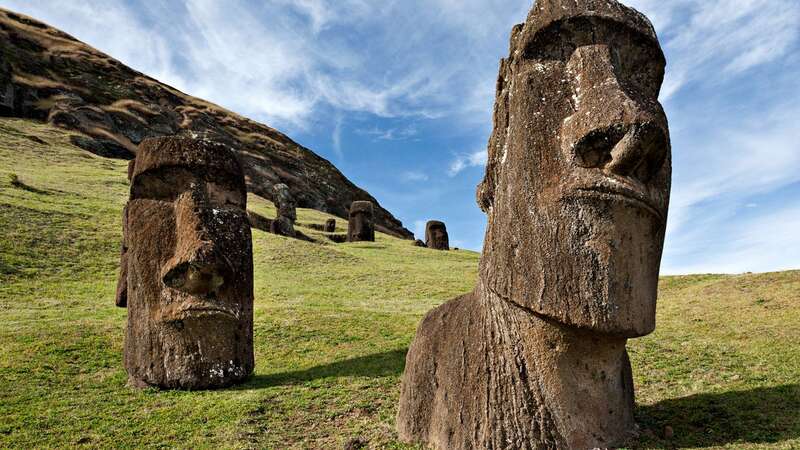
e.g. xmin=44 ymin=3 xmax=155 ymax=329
xmin=0 ymin=118 xmax=798 ymax=449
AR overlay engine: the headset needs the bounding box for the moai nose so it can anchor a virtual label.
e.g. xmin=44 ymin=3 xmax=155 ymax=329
xmin=161 ymin=187 xmax=227 ymax=296
xmin=564 ymin=45 xmax=667 ymax=183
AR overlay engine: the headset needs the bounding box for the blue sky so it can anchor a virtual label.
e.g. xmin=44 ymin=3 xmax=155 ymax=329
xmin=4 ymin=0 xmax=799 ymax=274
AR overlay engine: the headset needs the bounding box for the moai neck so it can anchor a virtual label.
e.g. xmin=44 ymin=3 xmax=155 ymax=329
xmin=475 ymin=281 xmax=638 ymax=448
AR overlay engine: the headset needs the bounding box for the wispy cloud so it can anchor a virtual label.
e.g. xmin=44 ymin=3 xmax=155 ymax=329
xmin=628 ymin=0 xmax=800 ymax=100
xmin=331 ymin=115 xmax=344 ymax=160
xmin=400 ymin=171 xmax=429 ymax=183
xmin=448 ymin=150 xmax=487 ymax=176
xmin=357 ymin=124 xmax=419 ymax=141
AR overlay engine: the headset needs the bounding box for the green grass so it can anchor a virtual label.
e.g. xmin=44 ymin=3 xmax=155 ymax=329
xmin=0 ymin=118 xmax=798 ymax=449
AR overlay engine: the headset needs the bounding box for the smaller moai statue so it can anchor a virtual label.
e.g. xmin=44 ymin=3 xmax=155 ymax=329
xmin=424 ymin=220 xmax=449 ymax=250
xmin=324 ymin=218 xmax=336 ymax=232
xmin=347 ymin=201 xmax=375 ymax=242
xmin=271 ymin=183 xmax=296 ymax=237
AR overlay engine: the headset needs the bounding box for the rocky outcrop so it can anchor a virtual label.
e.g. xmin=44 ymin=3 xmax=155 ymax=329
xmin=0 ymin=8 xmax=413 ymax=239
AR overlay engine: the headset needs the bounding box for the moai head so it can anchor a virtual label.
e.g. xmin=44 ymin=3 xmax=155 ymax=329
xmin=348 ymin=201 xmax=375 ymax=242
xmin=324 ymin=218 xmax=336 ymax=233
xmin=116 ymin=137 xmax=254 ymax=389
xmin=273 ymin=183 xmax=296 ymax=222
xmin=425 ymin=220 xmax=450 ymax=251
xmin=476 ymin=0 xmax=671 ymax=338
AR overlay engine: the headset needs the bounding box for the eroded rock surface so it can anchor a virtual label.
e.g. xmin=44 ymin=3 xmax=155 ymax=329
xmin=397 ymin=0 xmax=671 ymax=448
xmin=116 ymin=137 xmax=254 ymax=390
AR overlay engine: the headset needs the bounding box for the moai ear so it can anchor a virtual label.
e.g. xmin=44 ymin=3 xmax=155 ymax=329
xmin=115 ymin=204 xmax=129 ymax=308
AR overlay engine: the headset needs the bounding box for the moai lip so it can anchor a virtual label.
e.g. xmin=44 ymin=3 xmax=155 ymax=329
xmin=398 ymin=0 xmax=671 ymax=448
xmin=116 ymin=137 xmax=255 ymax=390
xmin=347 ymin=201 xmax=375 ymax=242
xmin=424 ymin=220 xmax=449 ymax=251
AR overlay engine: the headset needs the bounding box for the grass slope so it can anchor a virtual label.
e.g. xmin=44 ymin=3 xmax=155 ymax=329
xmin=0 ymin=118 xmax=798 ymax=449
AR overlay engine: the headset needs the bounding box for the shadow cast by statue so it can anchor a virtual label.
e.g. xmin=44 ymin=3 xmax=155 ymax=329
xmin=241 ymin=348 xmax=407 ymax=389
xmin=634 ymin=384 xmax=800 ymax=448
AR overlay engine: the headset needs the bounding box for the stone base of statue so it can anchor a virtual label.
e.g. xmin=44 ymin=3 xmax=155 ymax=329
xmin=397 ymin=285 xmax=637 ymax=449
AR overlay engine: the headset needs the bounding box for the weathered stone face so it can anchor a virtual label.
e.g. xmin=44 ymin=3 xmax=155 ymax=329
xmin=116 ymin=137 xmax=254 ymax=390
xmin=424 ymin=221 xmax=449 ymax=251
xmin=347 ymin=201 xmax=375 ymax=242
xmin=477 ymin=0 xmax=671 ymax=338
xmin=273 ymin=183 xmax=296 ymax=222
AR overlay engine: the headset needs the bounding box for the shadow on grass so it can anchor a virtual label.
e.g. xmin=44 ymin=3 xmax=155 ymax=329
xmin=243 ymin=348 xmax=408 ymax=389
xmin=635 ymin=384 xmax=800 ymax=448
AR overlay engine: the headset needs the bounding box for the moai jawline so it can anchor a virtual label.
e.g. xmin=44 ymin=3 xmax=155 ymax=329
xmin=424 ymin=221 xmax=449 ymax=251
xmin=116 ymin=137 xmax=255 ymax=390
xmin=347 ymin=201 xmax=375 ymax=242
xmin=324 ymin=218 xmax=336 ymax=233
xmin=397 ymin=1 xmax=671 ymax=448
xmin=271 ymin=183 xmax=296 ymax=237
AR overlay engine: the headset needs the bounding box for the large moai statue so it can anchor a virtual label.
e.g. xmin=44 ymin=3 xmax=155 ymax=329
xmin=116 ymin=137 xmax=255 ymax=390
xmin=270 ymin=183 xmax=296 ymax=237
xmin=347 ymin=201 xmax=375 ymax=242
xmin=424 ymin=220 xmax=449 ymax=251
xmin=397 ymin=1 xmax=671 ymax=448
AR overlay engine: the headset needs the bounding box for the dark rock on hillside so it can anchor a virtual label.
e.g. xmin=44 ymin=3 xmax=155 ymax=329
xmin=0 ymin=8 xmax=413 ymax=239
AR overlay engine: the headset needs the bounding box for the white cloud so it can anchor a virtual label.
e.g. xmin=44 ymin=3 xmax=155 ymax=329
xmin=627 ymin=0 xmax=800 ymax=101
xmin=663 ymin=203 xmax=800 ymax=275
xmin=400 ymin=171 xmax=429 ymax=182
xmin=357 ymin=125 xmax=418 ymax=141
xmin=331 ymin=115 xmax=344 ymax=159
xmin=449 ymin=150 xmax=488 ymax=176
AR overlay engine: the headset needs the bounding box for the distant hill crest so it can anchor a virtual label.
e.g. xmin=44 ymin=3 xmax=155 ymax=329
xmin=0 ymin=8 xmax=413 ymax=239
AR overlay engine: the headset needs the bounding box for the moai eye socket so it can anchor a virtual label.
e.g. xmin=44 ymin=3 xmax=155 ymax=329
xmin=131 ymin=167 xmax=195 ymax=202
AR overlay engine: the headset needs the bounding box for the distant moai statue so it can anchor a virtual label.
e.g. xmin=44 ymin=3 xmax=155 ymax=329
xmin=324 ymin=218 xmax=336 ymax=232
xmin=347 ymin=201 xmax=375 ymax=242
xmin=424 ymin=221 xmax=449 ymax=251
xmin=270 ymin=183 xmax=296 ymax=237
xmin=116 ymin=137 xmax=255 ymax=390
xmin=397 ymin=0 xmax=672 ymax=448
xmin=413 ymin=239 xmax=426 ymax=248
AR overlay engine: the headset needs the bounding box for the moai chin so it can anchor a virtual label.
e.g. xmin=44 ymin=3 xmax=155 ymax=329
xmin=347 ymin=201 xmax=375 ymax=242
xmin=271 ymin=183 xmax=296 ymax=237
xmin=397 ymin=0 xmax=671 ymax=448
xmin=116 ymin=137 xmax=255 ymax=390
xmin=424 ymin=220 xmax=449 ymax=251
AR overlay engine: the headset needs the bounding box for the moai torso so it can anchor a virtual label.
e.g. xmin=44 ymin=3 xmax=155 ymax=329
xmin=116 ymin=137 xmax=255 ymax=390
